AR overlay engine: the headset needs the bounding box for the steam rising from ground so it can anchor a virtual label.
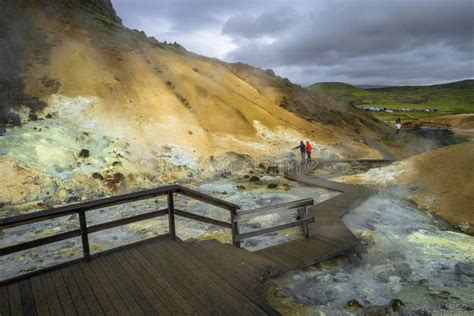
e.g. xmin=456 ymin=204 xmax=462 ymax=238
xmin=271 ymin=190 xmax=474 ymax=313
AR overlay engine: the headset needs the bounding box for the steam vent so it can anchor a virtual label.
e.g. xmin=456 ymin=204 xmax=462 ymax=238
xmin=1 ymin=0 xmax=473 ymax=314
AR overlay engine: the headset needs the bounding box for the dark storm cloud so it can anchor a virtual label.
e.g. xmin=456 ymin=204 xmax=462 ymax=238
xmin=113 ymin=0 xmax=474 ymax=85
xmin=221 ymin=8 xmax=296 ymax=38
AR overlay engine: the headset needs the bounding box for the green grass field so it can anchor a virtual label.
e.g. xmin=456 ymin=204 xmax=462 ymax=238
xmin=307 ymin=80 xmax=474 ymax=121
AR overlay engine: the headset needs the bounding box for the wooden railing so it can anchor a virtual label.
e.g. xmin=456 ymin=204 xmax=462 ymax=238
xmin=0 ymin=185 xmax=239 ymax=259
xmin=0 ymin=185 xmax=316 ymax=280
xmin=232 ymin=198 xmax=314 ymax=245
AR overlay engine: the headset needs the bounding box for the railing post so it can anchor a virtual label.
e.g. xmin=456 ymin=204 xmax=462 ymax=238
xmin=303 ymin=206 xmax=310 ymax=238
xmin=167 ymin=192 xmax=176 ymax=239
xmin=230 ymin=208 xmax=240 ymax=248
xmin=78 ymin=210 xmax=90 ymax=260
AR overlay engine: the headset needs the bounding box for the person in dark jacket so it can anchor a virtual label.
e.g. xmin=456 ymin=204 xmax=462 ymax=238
xmin=293 ymin=141 xmax=306 ymax=163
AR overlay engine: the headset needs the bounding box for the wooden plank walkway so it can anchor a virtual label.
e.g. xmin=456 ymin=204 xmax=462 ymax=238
xmin=0 ymin=235 xmax=359 ymax=316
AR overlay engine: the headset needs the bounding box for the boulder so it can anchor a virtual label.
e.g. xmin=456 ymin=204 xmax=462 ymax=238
xmin=267 ymin=183 xmax=278 ymax=189
xmin=389 ymin=299 xmax=405 ymax=312
xmin=345 ymin=299 xmax=364 ymax=311
xmin=92 ymin=172 xmax=104 ymax=180
xmin=249 ymin=176 xmax=260 ymax=183
xmin=79 ymin=149 xmax=90 ymax=158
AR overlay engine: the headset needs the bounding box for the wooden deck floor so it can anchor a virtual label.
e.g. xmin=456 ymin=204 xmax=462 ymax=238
xmin=0 ymin=234 xmax=359 ymax=316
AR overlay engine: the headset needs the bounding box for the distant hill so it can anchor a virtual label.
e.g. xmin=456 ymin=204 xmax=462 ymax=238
xmin=356 ymin=84 xmax=389 ymax=89
xmin=307 ymin=80 xmax=474 ymax=119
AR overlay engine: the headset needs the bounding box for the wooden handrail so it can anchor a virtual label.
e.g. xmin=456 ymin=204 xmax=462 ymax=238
xmin=174 ymin=209 xmax=232 ymax=229
xmin=234 ymin=198 xmax=314 ymax=222
xmin=177 ymin=186 xmax=240 ymax=210
xmin=0 ymin=185 xmax=240 ymax=261
xmin=0 ymin=185 xmax=180 ymax=229
xmin=235 ymin=218 xmax=315 ymax=241
xmin=0 ymin=185 xmax=238 ymax=229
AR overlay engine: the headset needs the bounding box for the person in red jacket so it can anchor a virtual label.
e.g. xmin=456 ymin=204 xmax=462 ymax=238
xmin=306 ymin=141 xmax=312 ymax=161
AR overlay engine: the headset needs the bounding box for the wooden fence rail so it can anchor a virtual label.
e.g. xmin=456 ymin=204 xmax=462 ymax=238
xmin=233 ymin=198 xmax=314 ymax=243
xmin=0 ymin=185 xmax=239 ymax=259
xmin=0 ymin=185 xmax=316 ymax=275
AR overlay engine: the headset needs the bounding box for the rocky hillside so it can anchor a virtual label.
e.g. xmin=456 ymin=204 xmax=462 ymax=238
xmin=0 ymin=0 xmax=386 ymax=210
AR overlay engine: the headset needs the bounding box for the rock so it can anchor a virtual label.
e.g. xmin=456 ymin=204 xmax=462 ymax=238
xmin=67 ymin=195 xmax=80 ymax=203
xmin=389 ymin=299 xmax=405 ymax=312
xmin=249 ymin=176 xmax=260 ymax=183
xmin=243 ymin=175 xmax=250 ymax=179
xmin=387 ymin=250 xmax=406 ymax=262
xmin=267 ymin=183 xmax=278 ymax=189
xmin=79 ymin=149 xmax=90 ymax=158
xmin=258 ymin=163 xmax=267 ymax=169
xmin=92 ymin=172 xmax=104 ymax=180
xmin=455 ymin=262 xmax=474 ymax=277
xmin=442 ymin=302 xmax=452 ymax=310
xmin=236 ymin=185 xmax=246 ymax=190
xmin=112 ymin=173 xmax=125 ymax=184
xmin=112 ymin=161 xmax=121 ymax=166
xmin=266 ymin=165 xmax=279 ymax=174
xmin=393 ymin=262 xmax=412 ymax=279
xmin=345 ymin=299 xmax=364 ymax=311
xmin=220 ymin=171 xmax=231 ymax=178
xmin=28 ymin=113 xmax=38 ymax=121
xmin=462 ymin=304 xmax=474 ymax=311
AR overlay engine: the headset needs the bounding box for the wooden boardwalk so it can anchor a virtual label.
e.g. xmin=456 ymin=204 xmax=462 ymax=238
xmin=0 ymin=235 xmax=360 ymax=315
xmin=1 ymin=143 xmax=394 ymax=315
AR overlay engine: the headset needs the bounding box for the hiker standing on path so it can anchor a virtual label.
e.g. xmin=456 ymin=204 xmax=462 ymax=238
xmin=293 ymin=141 xmax=306 ymax=163
xmin=306 ymin=141 xmax=312 ymax=161
xmin=395 ymin=117 xmax=401 ymax=135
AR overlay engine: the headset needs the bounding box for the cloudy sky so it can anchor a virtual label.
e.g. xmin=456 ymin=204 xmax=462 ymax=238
xmin=113 ymin=0 xmax=474 ymax=86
